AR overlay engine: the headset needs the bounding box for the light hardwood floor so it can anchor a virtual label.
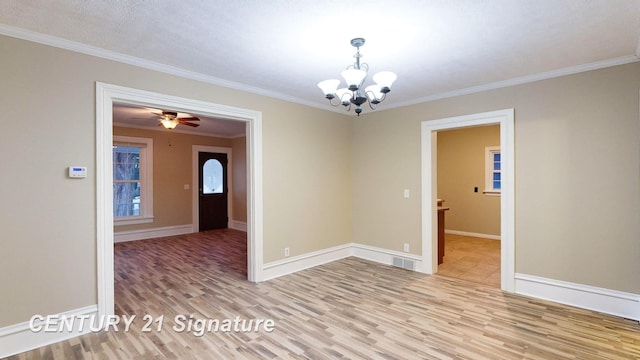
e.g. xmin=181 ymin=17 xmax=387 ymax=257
xmin=8 ymin=230 xmax=640 ymax=359
xmin=437 ymin=234 xmax=501 ymax=288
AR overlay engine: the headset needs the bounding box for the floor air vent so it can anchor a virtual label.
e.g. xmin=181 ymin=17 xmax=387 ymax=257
xmin=392 ymin=257 xmax=415 ymax=270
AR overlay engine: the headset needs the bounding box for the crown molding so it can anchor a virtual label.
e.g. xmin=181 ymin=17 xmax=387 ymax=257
xmin=0 ymin=24 xmax=323 ymax=110
xmin=386 ymin=55 xmax=640 ymax=110
xmin=2 ymin=24 xmax=638 ymax=115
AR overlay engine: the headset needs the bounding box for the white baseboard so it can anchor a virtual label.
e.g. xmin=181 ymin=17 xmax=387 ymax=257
xmin=229 ymin=220 xmax=247 ymax=232
xmin=445 ymin=229 xmax=501 ymax=240
xmin=351 ymin=243 xmax=424 ymax=271
xmin=515 ymin=273 xmax=640 ymax=321
xmin=261 ymin=244 xmax=352 ymax=281
xmin=114 ymin=224 xmax=194 ymax=243
xmin=0 ymin=305 xmax=98 ymax=358
xmin=263 ymin=245 xmax=640 ymax=322
xmin=6 ymin=248 xmax=637 ymax=358
xmin=261 ymin=243 xmax=424 ymax=281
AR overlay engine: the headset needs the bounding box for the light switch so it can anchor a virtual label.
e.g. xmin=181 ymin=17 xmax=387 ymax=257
xmin=184 ymin=184 xmax=190 ymax=190
xmin=403 ymin=189 xmax=410 ymax=198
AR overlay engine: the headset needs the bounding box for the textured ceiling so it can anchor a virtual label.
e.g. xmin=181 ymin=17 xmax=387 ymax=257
xmin=1 ymin=0 xmax=640 ymax=121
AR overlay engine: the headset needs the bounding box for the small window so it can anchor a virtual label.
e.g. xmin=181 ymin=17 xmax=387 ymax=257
xmin=113 ymin=136 xmax=154 ymax=225
xmin=484 ymin=146 xmax=501 ymax=195
xmin=202 ymin=159 xmax=223 ymax=194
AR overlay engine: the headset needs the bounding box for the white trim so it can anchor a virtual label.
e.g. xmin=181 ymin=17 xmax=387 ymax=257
xmin=95 ymin=82 xmax=114 ymax=320
xmin=0 ymin=25 xmax=321 ymax=111
xmin=445 ymin=229 xmax=501 ymax=241
xmin=262 ymin=244 xmax=352 ymax=281
xmin=2 ymin=25 xmax=638 ymax=115
xmin=515 ymin=274 xmax=640 ymax=321
xmin=389 ymin=55 xmax=640 ymax=110
xmin=257 ymin=242 xmax=640 ymax=322
xmin=0 ymin=305 xmax=98 ymax=359
xmin=96 ymin=83 xmax=264 ymax=324
xmin=421 ymin=109 xmax=515 ymax=292
xmin=113 ymin=216 xmax=154 ymax=226
xmin=114 ymin=224 xmax=194 ymax=243
xmin=261 ymin=242 xmax=425 ymax=281
xmin=230 ymin=220 xmax=248 ymax=232
xmin=351 ymin=243 xmax=424 ymax=268
xmin=484 ymin=145 xmax=501 ymax=195
xmin=191 ymin=146 xmax=233 ymax=232
xmin=113 ymin=135 xmax=154 ymax=226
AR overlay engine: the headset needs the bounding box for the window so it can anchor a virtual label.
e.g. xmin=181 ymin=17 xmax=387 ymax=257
xmin=484 ymin=146 xmax=501 ymax=195
xmin=202 ymin=159 xmax=223 ymax=194
xmin=113 ymin=136 xmax=153 ymax=225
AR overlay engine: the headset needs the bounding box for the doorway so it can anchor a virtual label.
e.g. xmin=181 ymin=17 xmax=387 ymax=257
xmin=194 ymin=148 xmax=232 ymax=231
xmin=199 ymin=151 xmax=228 ymax=230
xmin=96 ymin=82 xmax=264 ymax=318
xmin=435 ymin=125 xmax=501 ymax=287
xmin=420 ymin=109 xmax=515 ymax=292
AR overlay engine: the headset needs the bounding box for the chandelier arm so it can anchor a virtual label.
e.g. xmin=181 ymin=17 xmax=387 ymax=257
xmin=327 ymin=96 xmax=343 ymax=107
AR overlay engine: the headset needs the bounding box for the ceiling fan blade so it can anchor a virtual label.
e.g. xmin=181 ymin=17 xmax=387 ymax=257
xmin=179 ymin=121 xmax=200 ymax=127
xmin=178 ymin=116 xmax=200 ymax=121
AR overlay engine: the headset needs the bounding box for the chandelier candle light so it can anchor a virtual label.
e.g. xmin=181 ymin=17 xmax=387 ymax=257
xmin=318 ymin=38 xmax=397 ymax=115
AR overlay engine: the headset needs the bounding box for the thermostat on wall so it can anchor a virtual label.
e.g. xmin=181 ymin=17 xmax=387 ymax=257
xmin=68 ymin=166 xmax=87 ymax=178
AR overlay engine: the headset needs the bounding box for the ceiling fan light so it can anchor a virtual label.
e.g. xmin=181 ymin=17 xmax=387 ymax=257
xmin=373 ymin=71 xmax=397 ymax=93
xmin=317 ymin=79 xmax=340 ymax=99
xmin=341 ymin=69 xmax=367 ymax=91
xmin=161 ymin=117 xmax=179 ymax=129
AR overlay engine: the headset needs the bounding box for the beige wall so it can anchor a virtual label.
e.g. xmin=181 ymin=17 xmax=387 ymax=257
xmin=231 ymin=136 xmax=247 ymax=222
xmin=113 ymin=127 xmax=246 ymax=231
xmin=1 ymin=33 xmax=639 ymax=330
xmin=353 ymin=62 xmax=640 ymax=294
xmin=437 ymin=126 xmax=501 ymax=236
xmin=0 ymin=35 xmax=351 ymax=327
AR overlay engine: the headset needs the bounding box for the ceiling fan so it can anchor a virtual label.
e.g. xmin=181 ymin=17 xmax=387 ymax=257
xmin=155 ymin=111 xmax=200 ymax=129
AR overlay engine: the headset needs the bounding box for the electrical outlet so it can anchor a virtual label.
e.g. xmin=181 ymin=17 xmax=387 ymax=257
xmin=284 ymin=247 xmax=290 ymax=257
xmin=403 ymin=243 xmax=409 ymax=252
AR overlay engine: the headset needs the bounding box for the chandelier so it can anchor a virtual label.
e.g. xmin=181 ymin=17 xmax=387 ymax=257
xmin=317 ymin=38 xmax=397 ymax=116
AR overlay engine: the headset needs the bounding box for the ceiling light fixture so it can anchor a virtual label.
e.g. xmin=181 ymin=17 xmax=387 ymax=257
xmin=318 ymin=38 xmax=397 ymax=116
xmin=160 ymin=115 xmax=179 ymax=129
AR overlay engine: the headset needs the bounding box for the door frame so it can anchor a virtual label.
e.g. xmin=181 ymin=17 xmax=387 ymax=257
xmin=420 ymin=109 xmax=515 ymax=292
xmin=96 ymin=82 xmax=264 ymax=318
xmin=192 ymin=146 xmax=232 ymax=231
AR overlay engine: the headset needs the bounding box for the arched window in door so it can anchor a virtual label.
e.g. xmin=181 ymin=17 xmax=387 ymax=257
xmin=202 ymin=159 xmax=223 ymax=194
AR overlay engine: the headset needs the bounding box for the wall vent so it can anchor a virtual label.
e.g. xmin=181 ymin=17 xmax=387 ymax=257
xmin=392 ymin=257 xmax=414 ymax=271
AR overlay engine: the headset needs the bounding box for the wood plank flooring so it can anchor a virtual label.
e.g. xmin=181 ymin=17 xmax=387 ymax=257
xmin=437 ymin=234 xmax=501 ymax=288
xmin=8 ymin=229 xmax=640 ymax=359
